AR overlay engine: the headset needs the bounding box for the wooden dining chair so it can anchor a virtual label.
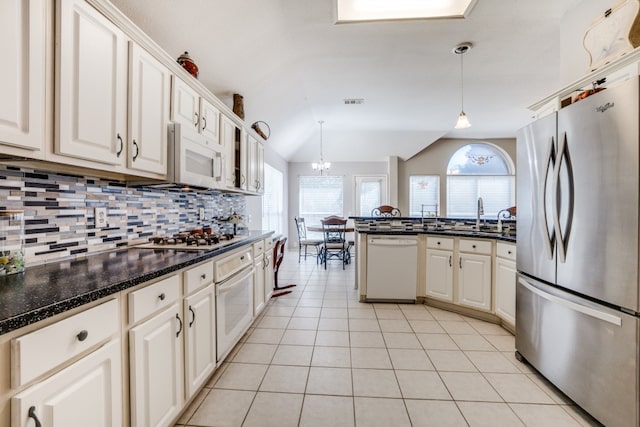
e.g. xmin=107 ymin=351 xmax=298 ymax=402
xmin=371 ymin=205 xmax=401 ymax=217
xmin=294 ymin=217 xmax=323 ymax=263
xmin=320 ymin=216 xmax=349 ymax=269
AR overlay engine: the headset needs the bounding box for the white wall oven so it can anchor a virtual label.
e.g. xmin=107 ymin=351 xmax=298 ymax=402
xmin=214 ymin=248 xmax=254 ymax=362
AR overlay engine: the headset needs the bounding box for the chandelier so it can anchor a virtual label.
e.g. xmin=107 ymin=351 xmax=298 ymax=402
xmin=453 ymin=42 xmax=472 ymax=129
xmin=312 ymin=120 xmax=331 ymax=174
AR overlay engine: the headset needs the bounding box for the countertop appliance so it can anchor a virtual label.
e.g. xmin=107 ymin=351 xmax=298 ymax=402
xmin=516 ymin=76 xmax=640 ymax=427
xmin=365 ymin=236 xmax=417 ymax=302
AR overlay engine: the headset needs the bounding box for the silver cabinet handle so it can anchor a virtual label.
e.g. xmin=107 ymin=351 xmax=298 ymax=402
xmin=194 ymin=112 xmax=199 ymax=128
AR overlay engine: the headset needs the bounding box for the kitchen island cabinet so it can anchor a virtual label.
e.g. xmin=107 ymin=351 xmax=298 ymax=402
xmin=494 ymin=242 xmax=516 ymax=331
xmin=457 ymin=239 xmax=492 ymax=312
xmin=425 ymin=237 xmax=454 ymax=302
xmin=352 ymin=217 xmax=516 ymax=327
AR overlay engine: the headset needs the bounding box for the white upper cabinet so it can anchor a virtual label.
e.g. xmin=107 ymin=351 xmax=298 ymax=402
xmin=128 ymin=42 xmax=170 ymax=175
xmin=171 ymin=78 xmax=199 ymax=131
xmin=171 ymin=77 xmax=221 ymax=147
xmin=0 ymin=0 xmax=47 ymax=153
xmin=247 ymin=134 xmax=264 ymax=193
xmin=199 ymin=98 xmax=221 ymax=146
xmin=56 ymin=0 xmax=128 ymax=166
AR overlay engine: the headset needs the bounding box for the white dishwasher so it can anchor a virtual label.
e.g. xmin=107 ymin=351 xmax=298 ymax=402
xmin=366 ymin=236 xmax=418 ymax=302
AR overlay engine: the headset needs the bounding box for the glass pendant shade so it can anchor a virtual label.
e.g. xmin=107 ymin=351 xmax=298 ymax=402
xmin=455 ymin=111 xmax=471 ymax=129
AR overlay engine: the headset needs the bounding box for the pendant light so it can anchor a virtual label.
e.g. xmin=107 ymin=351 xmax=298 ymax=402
xmin=454 ymin=42 xmax=472 ymax=129
xmin=312 ymin=120 xmax=331 ymax=174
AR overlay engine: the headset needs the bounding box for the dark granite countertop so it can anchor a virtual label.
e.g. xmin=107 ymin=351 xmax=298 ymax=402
xmin=0 ymin=231 xmax=273 ymax=336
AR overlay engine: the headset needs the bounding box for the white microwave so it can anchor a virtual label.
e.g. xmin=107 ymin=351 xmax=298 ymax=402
xmin=167 ymin=122 xmax=224 ymax=189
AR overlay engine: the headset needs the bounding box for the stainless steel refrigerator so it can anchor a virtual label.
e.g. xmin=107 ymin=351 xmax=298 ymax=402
xmin=516 ymin=76 xmax=640 ymax=427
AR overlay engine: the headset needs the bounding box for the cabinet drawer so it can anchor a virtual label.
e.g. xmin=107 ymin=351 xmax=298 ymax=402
xmin=11 ymin=299 xmax=119 ymax=388
xmin=183 ymin=260 xmax=214 ymax=295
xmin=264 ymin=238 xmax=274 ymax=252
xmin=253 ymin=240 xmax=265 ymax=257
xmin=459 ymin=239 xmax=492 ymax=255
xmin=426 ymin=236 xmax=454 ymax=250
xmin=129 ymin=274 xmax=180 ymax=324
xmin=496 ymin=242 xmax=516 ymax=261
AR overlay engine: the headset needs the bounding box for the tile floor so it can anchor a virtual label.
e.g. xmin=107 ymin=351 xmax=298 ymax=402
xmin=175 ymin=251 xmax=601 ymax=427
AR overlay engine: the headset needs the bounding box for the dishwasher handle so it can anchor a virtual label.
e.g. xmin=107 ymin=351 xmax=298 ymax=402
xmin=368 ymin=239 xmax=417 ymax=247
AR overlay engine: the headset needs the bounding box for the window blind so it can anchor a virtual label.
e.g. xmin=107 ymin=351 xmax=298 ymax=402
xmin=299 ymin=176 xmax=344 ymax=226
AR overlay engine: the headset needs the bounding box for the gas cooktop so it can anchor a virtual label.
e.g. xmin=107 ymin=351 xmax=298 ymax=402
xmin=131 ymin=231 xmax=248 ymax=251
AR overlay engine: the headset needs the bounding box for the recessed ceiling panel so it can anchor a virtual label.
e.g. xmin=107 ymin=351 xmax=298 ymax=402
xmin=336 ymin=0 xmax=477 ymax=23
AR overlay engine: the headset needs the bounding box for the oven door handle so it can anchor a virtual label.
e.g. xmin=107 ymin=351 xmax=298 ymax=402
xmin=216 ymin=267 xmax=254 ymax=296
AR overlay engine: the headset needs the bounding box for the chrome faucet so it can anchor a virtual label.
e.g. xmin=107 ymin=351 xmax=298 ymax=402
xmin=476 ymin=197 xmax=484 ymax=229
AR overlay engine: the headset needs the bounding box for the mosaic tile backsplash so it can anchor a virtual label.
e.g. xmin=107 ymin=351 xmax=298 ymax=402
xmin=0 ymin=165 xmax=246 ymax=266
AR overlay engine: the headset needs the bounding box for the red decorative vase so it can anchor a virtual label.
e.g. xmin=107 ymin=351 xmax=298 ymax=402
xmin=177 ymin=51 xmax=199 ymax=79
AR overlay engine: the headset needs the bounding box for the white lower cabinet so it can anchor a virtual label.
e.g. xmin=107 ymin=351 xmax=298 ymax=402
xmin=264 ymin=247 xmax=274 ymax=301
xmin=494 ymin=243 xmax=517 ymax=328
xmin=129 ymin=302 xmax=184 ymax=427
xmin=456 ymin=239 xmax=492 ymax=312
xmin=253 ymin=241 xmax=266 ymax=315
xmin=11 ymin=339 xmax=122 ymax=427
xmin=425 ymin=248 xmax=454 ymax=302
xmin=183 ymin=283 xmax=216 ymax=399
xmin=424 ymin=237 xmax=454 ymax=302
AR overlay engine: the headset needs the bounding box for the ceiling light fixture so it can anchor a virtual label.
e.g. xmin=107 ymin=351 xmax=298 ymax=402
xmin=312 ymin=120 xmax=331 ymax=175
xmin=454 ymin=42 xmax=472 ymax=129
xmin=336 ymin=0 xmax=477 ymax=23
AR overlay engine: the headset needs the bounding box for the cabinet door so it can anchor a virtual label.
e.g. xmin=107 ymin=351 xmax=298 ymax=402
xmin=247 ymin=134 xmax=258 ymax=192
xmin=239 ymin=128 xmax=249 ymax=190
xmin=255 ymin=140 xmax=265 ymax=193
xmin=184 ymin=284 xmax=216 ymax=400
xmin=220 ymin=114 xmax=238 ymax=188
xmin=494 ymin=257 xmax=516 ymax=327
xmin=0 ymin=0 xmax=46 ymax=152
xmin=458 ymin=253 xmax=492 ymax=311
xmin=56 ymin=0 xmax=127 ymax=165
xmin=254 ymin=257 xmax=266 ymax=315
xmin=170 ymin=77 xmax=199 ymax=130
xmin=128 ymin=43 xmax=170 ymax=175
xmin=129 ymin=304 xmax=184 ymax=427
xmin=12 ymin=339 xmax=122 ymax=427
xmin=425 ymin=249 xmax=453 ymax=302
xmin=264 ymin=253 xmax=274 ymax=301
xmin=200 ymin=98 xmax=221 ymax=146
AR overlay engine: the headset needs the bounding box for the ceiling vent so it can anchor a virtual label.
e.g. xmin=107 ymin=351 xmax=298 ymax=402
xmin=344 ymin=99 xmax=364 ymax=105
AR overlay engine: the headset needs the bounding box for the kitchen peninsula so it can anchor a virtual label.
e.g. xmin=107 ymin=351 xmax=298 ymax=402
xmin=352 ymin=217 xmax=516 ymax=331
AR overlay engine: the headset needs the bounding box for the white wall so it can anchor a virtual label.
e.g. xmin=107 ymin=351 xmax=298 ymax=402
xmin=287 ymin=161 xmax=387 ymax=248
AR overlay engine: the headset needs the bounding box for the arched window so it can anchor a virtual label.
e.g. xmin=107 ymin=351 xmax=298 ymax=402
xmin=446 ymin=143 xmax=515 ymax=218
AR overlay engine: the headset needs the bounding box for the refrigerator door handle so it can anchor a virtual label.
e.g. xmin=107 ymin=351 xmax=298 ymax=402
xmin=519 ymin=278 xmax=622 ymax=326
xmin=542 ymin=136 xmax=556 ymax=260
xmin=553 ymin=132 xmax=574 ymax=263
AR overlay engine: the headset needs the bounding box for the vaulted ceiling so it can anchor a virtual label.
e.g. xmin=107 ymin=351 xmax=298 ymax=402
xmin=110 ymin=0 xmax=582 ymax=163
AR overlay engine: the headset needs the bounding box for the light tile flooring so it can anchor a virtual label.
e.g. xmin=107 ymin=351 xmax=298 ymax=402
xmin=175 ymin=251 xmax=601 ymax=427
